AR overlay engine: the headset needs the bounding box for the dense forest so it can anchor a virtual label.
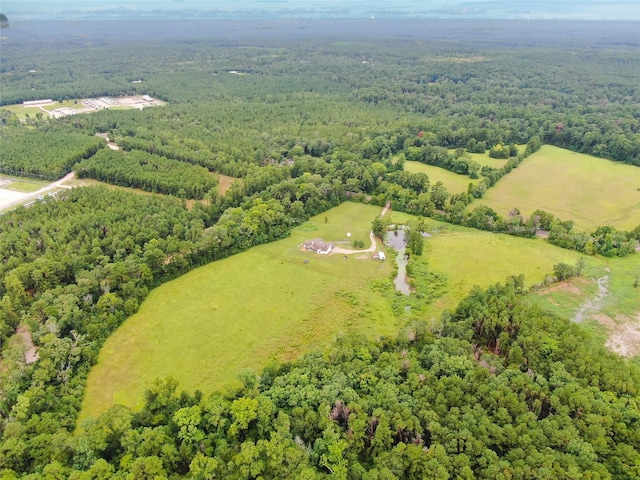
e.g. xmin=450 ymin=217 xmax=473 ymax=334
xmin=0 ymin=19 xmax=639 ymax=478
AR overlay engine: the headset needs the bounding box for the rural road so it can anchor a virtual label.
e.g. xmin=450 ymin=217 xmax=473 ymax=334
xmin=332 ymin=231 xmax=378 ymax=256
xmin=1 ymin=171 xmax=75 ymax=211
xmin=330 ymin=202 xmax=390 ymax=256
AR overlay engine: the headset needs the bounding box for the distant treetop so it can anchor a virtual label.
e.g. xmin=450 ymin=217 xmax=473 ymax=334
xmin=0 ymin=13 xmax=9 ymax=28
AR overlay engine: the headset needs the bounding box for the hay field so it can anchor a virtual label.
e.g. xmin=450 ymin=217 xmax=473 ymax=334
xmin=404 ymin=161 xmax=478 ymax=194
xmin=471 ymin=145 xmax=640 ymax=231
xmin=80 ymin=203 xmax=397 ymax=420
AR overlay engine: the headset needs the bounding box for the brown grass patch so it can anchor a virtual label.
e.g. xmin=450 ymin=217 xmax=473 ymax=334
xmin=538 ymin=278 xmax=587 ymax=296
xmin=218 ymin=174 xmax=239 ymax=195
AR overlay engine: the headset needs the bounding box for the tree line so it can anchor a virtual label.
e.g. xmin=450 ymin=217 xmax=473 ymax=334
xmin=2 ymin=278 xmax=638 ymax=477
xmin=0 ymin=126 xmax=104 ymax=180
xmin=75 ymin=149 xmax=219 ymax=199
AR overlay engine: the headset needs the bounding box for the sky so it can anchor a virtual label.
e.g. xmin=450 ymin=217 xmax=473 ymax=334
xmin=2 ymin=0 xmax=639 ymax=21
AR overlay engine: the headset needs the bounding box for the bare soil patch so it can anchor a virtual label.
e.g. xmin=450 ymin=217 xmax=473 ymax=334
xmin=596 ymin=313 xmax=640 ymax=357
xmin=17 ymin=325 xmax=39 ymax=364
xmin=539 ymin=278 xmax=587 ymax=296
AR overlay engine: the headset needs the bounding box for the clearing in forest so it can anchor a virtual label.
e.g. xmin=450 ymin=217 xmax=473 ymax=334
xmin=218 ymin=174 xmax=239 ymax=195
xmin=80 ymin=203 xmax=397 ymax=421
xmin=529 ymin=254 xmax=640 ymax=357
xmin=470 ymin=145 xmax=640 ymax=231
xmin=82 ymin=202 xmax=598 ymax=421
xmin=404 ymin=161 xmax=478 ymax=194
xmin=389 ymin=211 xmax=584 ymax=319
xmin=0 ymin=95 xmax=163 ymax=121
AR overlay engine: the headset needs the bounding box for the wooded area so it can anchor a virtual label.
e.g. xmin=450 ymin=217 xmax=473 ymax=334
xmin=0 ymin=19 xmax=638 ymax=478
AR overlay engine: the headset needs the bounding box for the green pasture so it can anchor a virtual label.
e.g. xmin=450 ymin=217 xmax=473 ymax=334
xmin=466 ymin=151 xmax=508 ymax=168
xmin=404 ymin=161 xmax=478 ymax=194
xmin=80 ymin=203 xmax=397 ymax=421
xmin=0 ymin=175 xmax=48 ymax=192
xmin=384 ymin=211 xmax=584 ymax=318
xmin=394 ymin=209 xmax=639 ymax=356
xmin=4 ymin=181 xmax=43 ymax=193
xmin=0 ymin=104 xmax=51 ymax=121
xmin=421 ymin=225 xmax=583 ymax=318
xmin=80 ymin=200 xmax=636 ymax=422
xmin=471 ymin=145 xmax=640 ymax=231
xmin=527 ymin=254 xmax=640 ymax=356
xmin=41 ymin=100 xmax=85 ymax=111
xmin=529 ymin=254 xmax=640 ymax=320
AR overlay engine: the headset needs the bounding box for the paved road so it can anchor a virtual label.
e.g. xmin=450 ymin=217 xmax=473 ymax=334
xmin=0 ymin=171 xmax=75 ymax=212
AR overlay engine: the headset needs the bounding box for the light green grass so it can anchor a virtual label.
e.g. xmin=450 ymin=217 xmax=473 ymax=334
xmin=528 ymin=255 xmax=640 ymax=322
xmin=0 ymin=104 xmax=50 ymax=121
xmin=3 ymin=180 xmax=46 ymax=193
xmin=41 ymin=100 xmax=85 ymax=111
xmin=80 ymin=199 xmax=637 ymax=422
xmin=418 ymin=226 xmax=584 ymax=319
xmin=466 ymin=151 xmax=508 ymax=168
xmin=471 ymin=145 xmax=640 ymax=231
xmin=368 ymin=210 xmax=586 ymax=322
xmin=404 ymin=161 xmax=478 ymax=194
xmin=80 ymin=203 xmax=397 ymax=421
xmin=527 ymin=254 xmax=640 ymax=356
xmin=0 ymin=174 xmax=49 ymax=191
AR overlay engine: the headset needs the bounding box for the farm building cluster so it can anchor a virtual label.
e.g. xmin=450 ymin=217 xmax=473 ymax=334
xmin=21 ymin=95 xmax=163 ymax=119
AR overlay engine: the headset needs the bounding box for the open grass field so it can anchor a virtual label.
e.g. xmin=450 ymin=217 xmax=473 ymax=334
xmin=80 ymin=203 xmax=398 ymax=421
xmin=387 ymin=210 xmax=640 ymax=357
xmin=467 ymin=151 xmax=508 ymax=168
xmin=81 ymin=202 xmax=593 ymax=421
xmin=0 ymin=174 xmax=51 ymax=212
xmin=0 ymin=104 xmax=51 ymax=120
xmin=391 ymin=215 xmax=583 ymax=320
xmin=404 ymin=161 xmax=478 ymax=194
xmin=528 ymin=254 xmax=640 ymax=357
xmin=41 ymin=100 xmax=86 ymax=112
xmin=1 ymin=96 xmax=161 ymax=123
xmin=0 ymin=174 xmax=49 ymax=192
xmin=470 ymin=145 xmax=640 ymax=231
xmin=3 ymin=180 xmax=48 ymax=193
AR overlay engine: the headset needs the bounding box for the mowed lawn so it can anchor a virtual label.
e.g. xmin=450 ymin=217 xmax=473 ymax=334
xmin=80 ymin=203 xmax=397 ymax=421
xmin=404 ymin=161 xmax=478 ymax=194
xmin=471 ymin=145 xmax=640 ymax=231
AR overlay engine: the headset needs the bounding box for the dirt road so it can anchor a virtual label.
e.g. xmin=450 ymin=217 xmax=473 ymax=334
xmin=332 ymin=231 xmax=378 ymax=256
